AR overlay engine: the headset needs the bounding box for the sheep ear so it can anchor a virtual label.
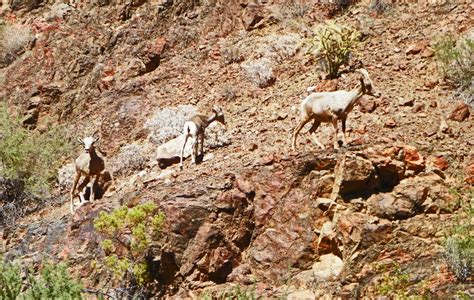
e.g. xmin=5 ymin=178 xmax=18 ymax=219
xmin=76 ymin=137 xmax=83 ymax=145
xmin=212 ymin=106 xmax=218 ymax=113
xmin=94 ymin=136 xmax=100 ymax=144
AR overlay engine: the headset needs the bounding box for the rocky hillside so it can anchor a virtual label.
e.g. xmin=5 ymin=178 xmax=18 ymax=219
xmin=1 ymin=0 xmax=473 ymax=298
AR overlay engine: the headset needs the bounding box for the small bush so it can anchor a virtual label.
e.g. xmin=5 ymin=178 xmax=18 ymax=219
xmin=200 ymin=285 xmax=256 ymax=300
xmin=0 ymin=259 xmax=83 ymax=299
xmin=0 ymin=23 xmax=33 ymax=65
xmin=242 ymin=57 xmax=275 ymax=88
xmin=369 ymin=0 xmax=392 ymax=14
xmin=0 ymin=104 xmax=73 ymax=198
xmin=444 ymin=235 xmax=474 ymax=282
xmin=256 ymin=33 xmax=301 ymax=63
xmin=0 ymin=104 xmax=72 ymax=197
xmin=280 ymin=0 xmax=312 ymax=18
xmin=0 ymin=258 xmax=22 ymax=299
xmin=94 ymin=202 xmax=165 ymax=287
xmin=376 ymin=264 xmax=410 ymax=297
xmin=221 ymin=85 xmax=237 ymax=101
xmin=221 ymin=43 xmax=244 ymax=65
xmin=144 ymin=104 xmax=197 ymax=145
xmin=307 ymin=22 xmax=360 ymax=78
xmin=434 ymin=33 xmax=474 ymax=105
xmin=110 ymin=143 xmax=147 ymax=176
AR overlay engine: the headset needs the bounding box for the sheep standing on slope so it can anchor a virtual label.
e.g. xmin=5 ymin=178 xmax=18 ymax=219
xmin=70 ymin=133 xmax=105 ymax=213
xmin=180 ymin=106 xmax=226 ymax=169
xmin=292 ymin=69 xmax=381 ymax=151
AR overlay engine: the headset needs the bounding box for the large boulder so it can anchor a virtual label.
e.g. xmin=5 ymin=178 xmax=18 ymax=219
xmin=156 ymin=135 xmax=193 ymax=168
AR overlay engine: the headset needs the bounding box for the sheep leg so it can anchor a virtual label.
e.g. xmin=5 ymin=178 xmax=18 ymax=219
xmin=308 ymin=120 xmax=325 ymax=150
xmin=180 ymin=134 xmax=189 ymax=170
xmin=89 ymin=174 xmax=99 ymax=202
xmin=331 ymin=116 xmax=339 ymax=150
xmin=78 ymin=176 xmax=90 ymax=203
xmin=341 ymin=116 xmax=348 ymax=147
xmin=291 ymin=117 xmax=311 ymax=151
xmin=191 ymin=136 xmax=197 ymax=164
xmin=199 ymin=133 xmax=204 ymax=162
xmin=70 ymin=171 xmax=81 ymax=213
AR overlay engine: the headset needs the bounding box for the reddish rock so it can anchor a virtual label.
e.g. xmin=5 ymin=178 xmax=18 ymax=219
xmin=448 ymin=102 xmax=470 ymax=122
xmin=421 ymin=47 xmax=435 ymax=58
xmin=398 ymin=98 xmax=414 ymax=106
xmin=338 ymin=212 xmax=393 ymax=249
xmin=412 ymin=103 xmax=425 ymax=113
xmin=235 ymin=175 xmax=255 ymax=196
xmin=384 ymin=118 xmax=397 ymax=128
xmin=428 ymin=155 xmax=449 ymax=171
xmin=405 ymin=41 xmax=427 ymax=55
xmin=359 ymin=97 xmax=377 ymax=113
xmin=368 ymin=177 xmax=428 ymax=219
xmin=242 ymin=5 xmax=265 ymax=31
xmin=340 ymin=155 xmax=376 ymax=195
xmin=402 ymin=145 xmax=425 ymax=173
xmin=465 ymin=161 xmax=474 ymax=185
xmin=314 ymin=79 xmax=339 ymax=92
xmin=149 ymin=37 xmax=166 ymax=56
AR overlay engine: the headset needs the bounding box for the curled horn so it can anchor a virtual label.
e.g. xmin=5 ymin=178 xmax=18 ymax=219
xmin=355 ymin=68 xmax=370 ymax=81
xmin=92 ymin=130 xmax=100 ymax=143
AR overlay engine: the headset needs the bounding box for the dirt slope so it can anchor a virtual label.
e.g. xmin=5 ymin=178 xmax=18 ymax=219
xmin=1 ymin=0 xmax=473 ymax=298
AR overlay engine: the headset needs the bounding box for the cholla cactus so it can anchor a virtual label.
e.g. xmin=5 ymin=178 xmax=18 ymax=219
xmin=308 ymin=22 xmax=360 ymax=78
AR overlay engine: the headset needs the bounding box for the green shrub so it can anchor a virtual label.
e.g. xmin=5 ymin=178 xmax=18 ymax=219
xmin=0 ymin=104 xmax=73 ymax=197
xmin=442 ymin=190 xmax=473 ymax=282
xmin=376 ymin=263 xmax=410 ymax=297
xmin=25 ymin=263 xmax=83 ymax=299
xmin=307 ymin=22 xmax=360 ymax=79
xmin=94 ymin=202 xmax=165 ymax=286
xmin=0 ymin=259 xmax=83 ymax=299
xmin=200 ymin=285 xmax=256 ymax=300
xmin=0 ymin=259 xmax=22 ymax=299
xmin=434 ymin=34 xmax=474 ymax=104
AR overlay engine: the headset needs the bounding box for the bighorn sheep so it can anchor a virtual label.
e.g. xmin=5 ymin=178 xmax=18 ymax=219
xmin=70 ymin=133 xmax=105 ymax=213
xmin=292 ymin=68 xmax=381 ymax=151
xmin=180 ymin=106 xmax=226 ymax=169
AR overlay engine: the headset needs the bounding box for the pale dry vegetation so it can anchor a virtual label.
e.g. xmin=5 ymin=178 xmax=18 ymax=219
xmin=242 ymin=57 xmax=275 ymax=88
xmin=144 ymin=104 xmax=197 ymax=145
xmin=0 ymin=23 xmax=33 ymax=65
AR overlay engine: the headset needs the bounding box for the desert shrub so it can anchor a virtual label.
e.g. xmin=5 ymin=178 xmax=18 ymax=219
xmin=94 ymin=202 xmax=165 ymax=288
xmin=144 ymin=104 xmax=197 ymax=145
xmin=0 ymin=104 xmax=73 ymax=198
xmin=307 ymin=22 xmax=360 ymax=78
xmin=368 ymin=0 xmax=392 ymax=14
xmin=0 ymin=259 xmax=83 ymax=299
xmin=280 ymin=0 xmax=312 ymax=18
xmin=256 ymin=33 xmax=302 ymax=63
xmin=376 ymin=269 xmax=410 ymax=297
xmin=242 ymin=57 xmax=275 ymax=88
xmin=444 ymin=235 xmax=474 ymax=282
xmin=221 ymin=43 xmax=244 ymax=65
xmin=442 ymin=190 xmax=473 ymax=282
xmin=0 ymin=23 xmax=33 ymax=65
xmin=221 ymin=84 xmax=237 ymax=101
xmin=110 ymin=143 xmax=147 ymax=176
xmin=434 ymin=33 xmax=474 ymax=105
xmin=0 ymin=258 xmax=22 ymax=299
xmin=200 ymin=285 xmax=256 ymax=300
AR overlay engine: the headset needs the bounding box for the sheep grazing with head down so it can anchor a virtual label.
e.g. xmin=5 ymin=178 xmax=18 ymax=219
xmin=70 ymin=132 xmax=105 ymax=213
xmin=292 ymin=68 xmax=381 ymax=151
